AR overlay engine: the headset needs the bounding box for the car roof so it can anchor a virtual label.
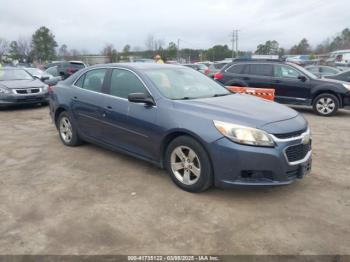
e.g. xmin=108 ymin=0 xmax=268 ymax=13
xmin=86 ymin=63 xmax=186 ymax=70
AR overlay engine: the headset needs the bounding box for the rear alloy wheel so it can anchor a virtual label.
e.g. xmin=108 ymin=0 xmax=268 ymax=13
xmin=165 ymin=136 xmax=213 ymax=192
xmin=57 ymin=112 xmax=82 ymax=146
xmin=313 ymin=93 xmax=339 ymax=116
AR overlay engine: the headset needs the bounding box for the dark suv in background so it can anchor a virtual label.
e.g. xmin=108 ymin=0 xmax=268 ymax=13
xmin=44 ymin=61 xmax=87 ymax=79
xmin=215 ymin=60 xmax=350 ymax=116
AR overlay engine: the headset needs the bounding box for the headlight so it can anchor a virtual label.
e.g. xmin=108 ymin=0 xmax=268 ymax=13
xmin=0 ymin=87 xmax=11 ymax=94
xmin=213 ymin=120 xmax=275 ymax=147
xmin=343 ymin=83 xmax=350 ymax=91
xmin=42 ymin=85 xmax=49 ymax=92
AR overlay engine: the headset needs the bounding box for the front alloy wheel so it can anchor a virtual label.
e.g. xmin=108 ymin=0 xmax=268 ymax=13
xmin=165 ymin=136 xmax=213 ymax=192
xmin=313 ymin=93 xmax=339 ymax=116
xmin=170 ymin=146 xmax=201 ymax=185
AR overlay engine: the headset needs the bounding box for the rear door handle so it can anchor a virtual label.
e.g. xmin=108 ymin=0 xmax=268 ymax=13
xmin=275 ymin=80 xmax=282 ymax=83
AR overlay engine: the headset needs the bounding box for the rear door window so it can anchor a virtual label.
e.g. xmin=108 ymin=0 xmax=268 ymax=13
xmin=78 ymin=69 xmax=107 ymax=93
xmin=274 ymin=65 xmax=300 ymax=79
xmin=249 ymin=64 xmax=273 ymax=77
xmin=227 ymin=64 xmax=245 ymax=74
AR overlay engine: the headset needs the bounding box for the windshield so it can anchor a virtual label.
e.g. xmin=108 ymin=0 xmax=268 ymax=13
xmin=0 ymin=69 xmax=34 ymax=81
xmin=144 ymin=67 xmax=231 ymax=100
xmin=25 ymin=68 xmax=44 ymax=76
xmin=289 ymin=63 xmax=318 ymax=79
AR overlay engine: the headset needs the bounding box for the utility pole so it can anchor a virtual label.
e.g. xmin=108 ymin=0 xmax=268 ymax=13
xmin=235 ymin=30 xmax=239 ymax=58
xmin=232 ymin=30 xmax=235 ymax=61
xmin=232 ymin=30 xmax=239 ymax=60
xmin=177 ymin=38 xmax=180 ymax=62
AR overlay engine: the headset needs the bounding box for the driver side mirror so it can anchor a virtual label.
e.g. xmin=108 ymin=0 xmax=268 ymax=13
xmin=128 ymin=93 xmax=155 ymax=106
xmin=298 ymin=75 xmax=307 ymax=82
xmin=41 ymin=76 xmax=50 ymax=81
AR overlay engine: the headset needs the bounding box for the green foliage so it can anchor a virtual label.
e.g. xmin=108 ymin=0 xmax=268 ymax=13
xmin=9 ymin=41 xmax=19 ymax=60
xmin=167 ymin=42 xmax=177 ymax=59
xmin=203 ymin=45 xmax=231 ymax=61
xmin=31 ymin=26 xmax=58 ymax=62
xmin=289 ymin=38 xmax=311 ymax=55
xmin=122 ymin=44 xmax=131 ymax=58
xmin=255 ymin=40 xmax=280 ymax=55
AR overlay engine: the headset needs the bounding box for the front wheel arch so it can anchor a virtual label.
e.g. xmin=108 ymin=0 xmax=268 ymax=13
xmin=160 ymin=131 xmax=214 ymax=173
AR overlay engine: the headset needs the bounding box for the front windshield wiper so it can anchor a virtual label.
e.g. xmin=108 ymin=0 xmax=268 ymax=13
xmin=174 ymin=97 xmax=194 ymax=100
xmin=212 ymin=93 xmax=231 ymax=97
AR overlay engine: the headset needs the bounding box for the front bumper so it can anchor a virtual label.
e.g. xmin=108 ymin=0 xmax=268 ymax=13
xmin=0 ymin=92 xmax=49 ymax=106
xmin=343 ymin=92 xmax=350 ymax=107
xmin=210 ymin=134 xmax=312 ymax=187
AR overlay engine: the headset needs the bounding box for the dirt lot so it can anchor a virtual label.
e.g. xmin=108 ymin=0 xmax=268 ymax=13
xmin=0 ymin=105 xmax=349 ymax=255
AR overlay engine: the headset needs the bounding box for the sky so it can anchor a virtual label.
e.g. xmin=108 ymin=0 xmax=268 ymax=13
xmin=0 ymin=0 xmax=349 ymax=53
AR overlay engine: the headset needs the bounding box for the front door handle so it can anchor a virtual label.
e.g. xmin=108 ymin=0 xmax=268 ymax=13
xmin=106 ymin=105 xmax=113 ymax=110
xmin=73 ymin=96 xmax=78 ymax=101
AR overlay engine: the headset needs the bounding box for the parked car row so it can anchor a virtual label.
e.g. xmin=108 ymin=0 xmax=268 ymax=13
xmin=0 ymin=67 xmax=49 ymax=107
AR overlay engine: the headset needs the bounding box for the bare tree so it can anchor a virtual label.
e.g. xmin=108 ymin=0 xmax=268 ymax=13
xmin=17 ymin=37 xmax=32 ymax=61
xmin=58 ymin=44 xmax=70 ymax=59
xmin=102 ymin=43 xmax=117 ymax=62
xmin=145 ymin=34 xmax=155 ymax=51
xmin=0 ymin=38 xmax=9 ymax=61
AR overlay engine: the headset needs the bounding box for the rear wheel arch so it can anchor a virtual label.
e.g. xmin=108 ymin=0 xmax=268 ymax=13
xmin=54 ymin=107 xmax=67 ymax=128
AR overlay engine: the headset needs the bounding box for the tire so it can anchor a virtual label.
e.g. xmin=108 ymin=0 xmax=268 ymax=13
xmin=165 ymin=136 xmax=213 ymax=193
xmin=312 ymin=93 xmax=339 ymax=116
xmin=57 ymin=111 xmax=82 ymax=146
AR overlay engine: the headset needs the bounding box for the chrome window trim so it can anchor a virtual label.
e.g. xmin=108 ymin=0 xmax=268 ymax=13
xmin=270 ymin=128 xmax=310 ymax=142
xmin=272 ymin=64 xmax=310 ymax=81
xmin=72 ymin=66 xmax=156 ymax=106
xmin=225 ymin=63 xmax=274 ymax=79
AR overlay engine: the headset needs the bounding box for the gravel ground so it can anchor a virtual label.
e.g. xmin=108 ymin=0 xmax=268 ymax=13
xmin=0 ymin=105 xmax=349 ymax=255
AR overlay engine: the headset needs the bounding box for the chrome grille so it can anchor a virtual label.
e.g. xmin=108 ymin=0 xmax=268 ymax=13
xmin=285 ymin=143 xmax=311 ymax=163
xmin=14 ymin=88 xmax=41 ymax=94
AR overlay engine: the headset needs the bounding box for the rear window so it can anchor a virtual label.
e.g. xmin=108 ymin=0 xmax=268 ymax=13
xmin=249 ymin=64 xmax=273 ymax=77
xmin=69 ymin=63 xmax=85 ymax=69
xmin=226 ymin=64 xmax=245 ymax=74
xmin=215 ymin=63 xmax=227 ymax=69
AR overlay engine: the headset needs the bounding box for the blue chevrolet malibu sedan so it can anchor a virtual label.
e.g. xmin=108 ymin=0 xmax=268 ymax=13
xmin=49 ymin=63 xmax=312 ymax=192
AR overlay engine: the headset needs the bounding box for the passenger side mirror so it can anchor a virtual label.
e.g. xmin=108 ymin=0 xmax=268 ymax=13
xmin=298 ymin=75 xmax=307 ymax=82
xmin=128 ymin=93 xmax=155 ymax=106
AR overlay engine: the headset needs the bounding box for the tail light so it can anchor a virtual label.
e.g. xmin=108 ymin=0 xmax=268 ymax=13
xmin=214 ymin=73 xmax=223 ymax=80
xmin=67 ymin=67 xmax=75 ymax=74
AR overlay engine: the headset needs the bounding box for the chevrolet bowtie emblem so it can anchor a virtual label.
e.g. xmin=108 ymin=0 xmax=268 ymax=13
xmin=302 ymin=134 xmax=311 ymax=145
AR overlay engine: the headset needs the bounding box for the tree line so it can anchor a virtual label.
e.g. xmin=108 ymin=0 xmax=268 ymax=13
xmin=1 ymin=26 xmax=350 ymax=64
xmin=255 ymin=28 xmax=350 ymax=56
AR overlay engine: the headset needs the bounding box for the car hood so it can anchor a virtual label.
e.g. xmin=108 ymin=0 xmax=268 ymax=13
xmin=173 ymin=94 xmax=305 ymax=132
xmin=0 ymin=79 xmax=45 ymax=89
xmin=318 ymin=77 xmax=348 ymax=85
